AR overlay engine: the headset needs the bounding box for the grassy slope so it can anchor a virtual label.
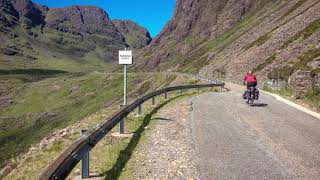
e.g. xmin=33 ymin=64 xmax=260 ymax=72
xmin=0 ymin=15 xmax=162 ymax=169
xmin=5 ymin=88 xmax=213 ymax=179
xmin=0 ymin=70 xmax=178 ymax=166
xmin=0 ymin=20 xmax=124 ymax=73
xmin=0 ymin=42 xmax=118 ymax=73
xmin=2 ymin=74 xmax=198 ymax=179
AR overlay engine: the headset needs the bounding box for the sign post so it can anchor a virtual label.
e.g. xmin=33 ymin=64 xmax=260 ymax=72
xmin=119 ymin=49 xmax=132 ymax=134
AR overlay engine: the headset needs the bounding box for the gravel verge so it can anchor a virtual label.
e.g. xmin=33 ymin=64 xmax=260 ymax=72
xmin=130 ymin=99 xmax=203 ymax=180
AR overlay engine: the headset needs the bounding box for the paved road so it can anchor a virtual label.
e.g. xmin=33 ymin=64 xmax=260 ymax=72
xmin=190 ymin=87 xmax=320 ymax=180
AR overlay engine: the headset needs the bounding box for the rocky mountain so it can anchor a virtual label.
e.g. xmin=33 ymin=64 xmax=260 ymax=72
xmin=153 ymin=0 xmax=256 ymax=44
xmin=42 ymin=5 xmax=125 ymax=61
xmin=113 ymin=20 xmax=152 ymax=49
xmin=137 ymin=0 xmax=320 ymax=97
xmin=138 ymin=0 xmax=258 ymax=69
xmin=0 ymin=0 xmax=46 ymax=32
xmin=0 ymin=0 xmax=151 ymax=69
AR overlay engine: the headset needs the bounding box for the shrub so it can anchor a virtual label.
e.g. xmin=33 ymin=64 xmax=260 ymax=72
xmin=304 ymin=88 xmax=320 ymax=109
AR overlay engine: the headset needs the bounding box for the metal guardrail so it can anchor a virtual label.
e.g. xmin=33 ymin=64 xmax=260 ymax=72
xmin=38 ymin=82 xmax=224 ymax=180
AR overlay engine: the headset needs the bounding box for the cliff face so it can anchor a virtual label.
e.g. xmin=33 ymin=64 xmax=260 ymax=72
xmin=11 ymin=0 xmax=47 ymax=27
xmin=113 ymin=20 xmax=152 ymax=49
xmin=137 ymin=0 xmax=320 ymax=92
xmin=0 ymin=0 xmax=151 ymax=68
xmin=154 ymin=0 xmax=256 ymax=44
xmin=45 ymin=6 xmax=122 ymax=41
xmin=0 ymin=0 xmax=19 ymax=32
xmin=139 ymin=0 xmax=258 ymax=69
xmin=42 ymin=6 xmax=125 ymax=60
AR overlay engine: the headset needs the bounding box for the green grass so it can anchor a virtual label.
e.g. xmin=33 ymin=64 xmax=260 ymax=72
xmin=36 ymin=51 xmax=118 ymax=73
xmin=0 ymin=45 xmax=117 ymax=73
xmin=137 ymin=80 xmax=152 ymax=95
xmin=267 ymin=47 xmax=320 ymax=80
xmin=267 ymin=65 xmax=295 ymax=80
xmin=262 ymin=85 xmax=294 ymax=97
xmin=295 ymin=47 xmax=320 ymax=70
xmin=0 ymin=27 xmax=121 ymax=73
xmin=253 ymin=54 xmax=276 ymax=72
xmin=262 ymin=85 xmax=320 ymax=110
xmin=278 ymin=0 xmax=308 ymax=22
xmin=103 ymin=95 xmax=182 ymax=180
xmin=3 ymin=86 xmax=208 ymax=179
xmin=185 ymin=78 xmax=200 ymax=84
xmin=0 ymin=72 xmax=120 ymax=164
xmin=304 ymin=88 xmax=320 ymax=109
xmin=284 ymin=17 xmax=320 ymax=47
xmin=0 ymin=71 xmax=180 ymax=166
xmin=243 ymin=28 xmax=275 ymax=51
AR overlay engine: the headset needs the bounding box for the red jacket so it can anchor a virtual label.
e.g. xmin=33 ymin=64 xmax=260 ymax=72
xmin=243 ymin=73 xmax=257 ymax=83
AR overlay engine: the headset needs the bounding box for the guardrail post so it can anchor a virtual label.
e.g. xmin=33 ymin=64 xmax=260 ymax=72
xmin=152 ymin=97 xmax=155 ymax=105
xmin=80 ymin=130 xmax=89 ymax=179
xmin=164 ymin=92 xmax=168 ymax=99
xmin=119 ymin=118 xmax=125 ymax=133
xmin=138 ymin=104 xmax=142 ymax=114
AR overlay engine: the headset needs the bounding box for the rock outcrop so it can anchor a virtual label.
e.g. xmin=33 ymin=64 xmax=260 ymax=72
xmin=11 ymin=0 xmax=47 ymax=28
xmin=153 ymin=0 xmax=256 ymax=44
xmin=45 ymin=6 xmax=122 ymax=40
xmin=0 ymin=0 xmax=19 ymax=32
xmin=113 ymin=20 xmax=152 ymax=48
xmin=289 ymin=71 xmax=313 ymax=99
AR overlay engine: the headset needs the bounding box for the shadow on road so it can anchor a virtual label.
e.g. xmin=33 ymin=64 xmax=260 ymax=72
xmin=252 ymin=103 xmax=268 ymax=107
xmin=103 ymin=94 xmax=186 ymax=179
xmin=151 ymin=117 xmax=173 ymax=121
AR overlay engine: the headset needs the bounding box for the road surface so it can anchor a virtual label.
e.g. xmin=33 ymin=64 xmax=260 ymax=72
xmin=190 ymin=85 xmax=320 ymax=180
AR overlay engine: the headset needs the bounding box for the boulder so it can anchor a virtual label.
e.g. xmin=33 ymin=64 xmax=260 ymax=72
xmin=289 ymin=70 xmax=313 ymax=99
xmin=1 ymin=47 xmax=19 ymax=55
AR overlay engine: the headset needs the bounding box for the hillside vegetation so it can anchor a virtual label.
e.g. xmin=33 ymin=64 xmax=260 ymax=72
xmin=136 ymin=0 xmax=319 ymax=93
xmin=0 ymin=70 xmax=180 ymax=167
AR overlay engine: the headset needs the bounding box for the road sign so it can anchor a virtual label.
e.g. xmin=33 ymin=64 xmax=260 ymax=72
xmin=119 ymin=49 xmax=132 ymax=134
xmin=119 ymin=50 xmax=132 ymax=65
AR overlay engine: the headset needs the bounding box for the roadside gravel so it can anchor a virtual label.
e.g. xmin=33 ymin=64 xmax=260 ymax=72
xmin=131 ymin=99 xmax=203 ymax=179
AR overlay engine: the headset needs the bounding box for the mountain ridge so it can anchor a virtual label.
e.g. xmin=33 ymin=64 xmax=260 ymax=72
xmin=0 ymin=0 xmax=152 ymax=70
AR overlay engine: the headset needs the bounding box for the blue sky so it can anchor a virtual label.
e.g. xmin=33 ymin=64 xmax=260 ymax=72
xmin=33 ymin=0 xmax=175 ymax=37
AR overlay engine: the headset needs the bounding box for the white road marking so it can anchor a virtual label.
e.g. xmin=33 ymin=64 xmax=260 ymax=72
xmin=260 ymin=90 xmax=320 ymax=120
